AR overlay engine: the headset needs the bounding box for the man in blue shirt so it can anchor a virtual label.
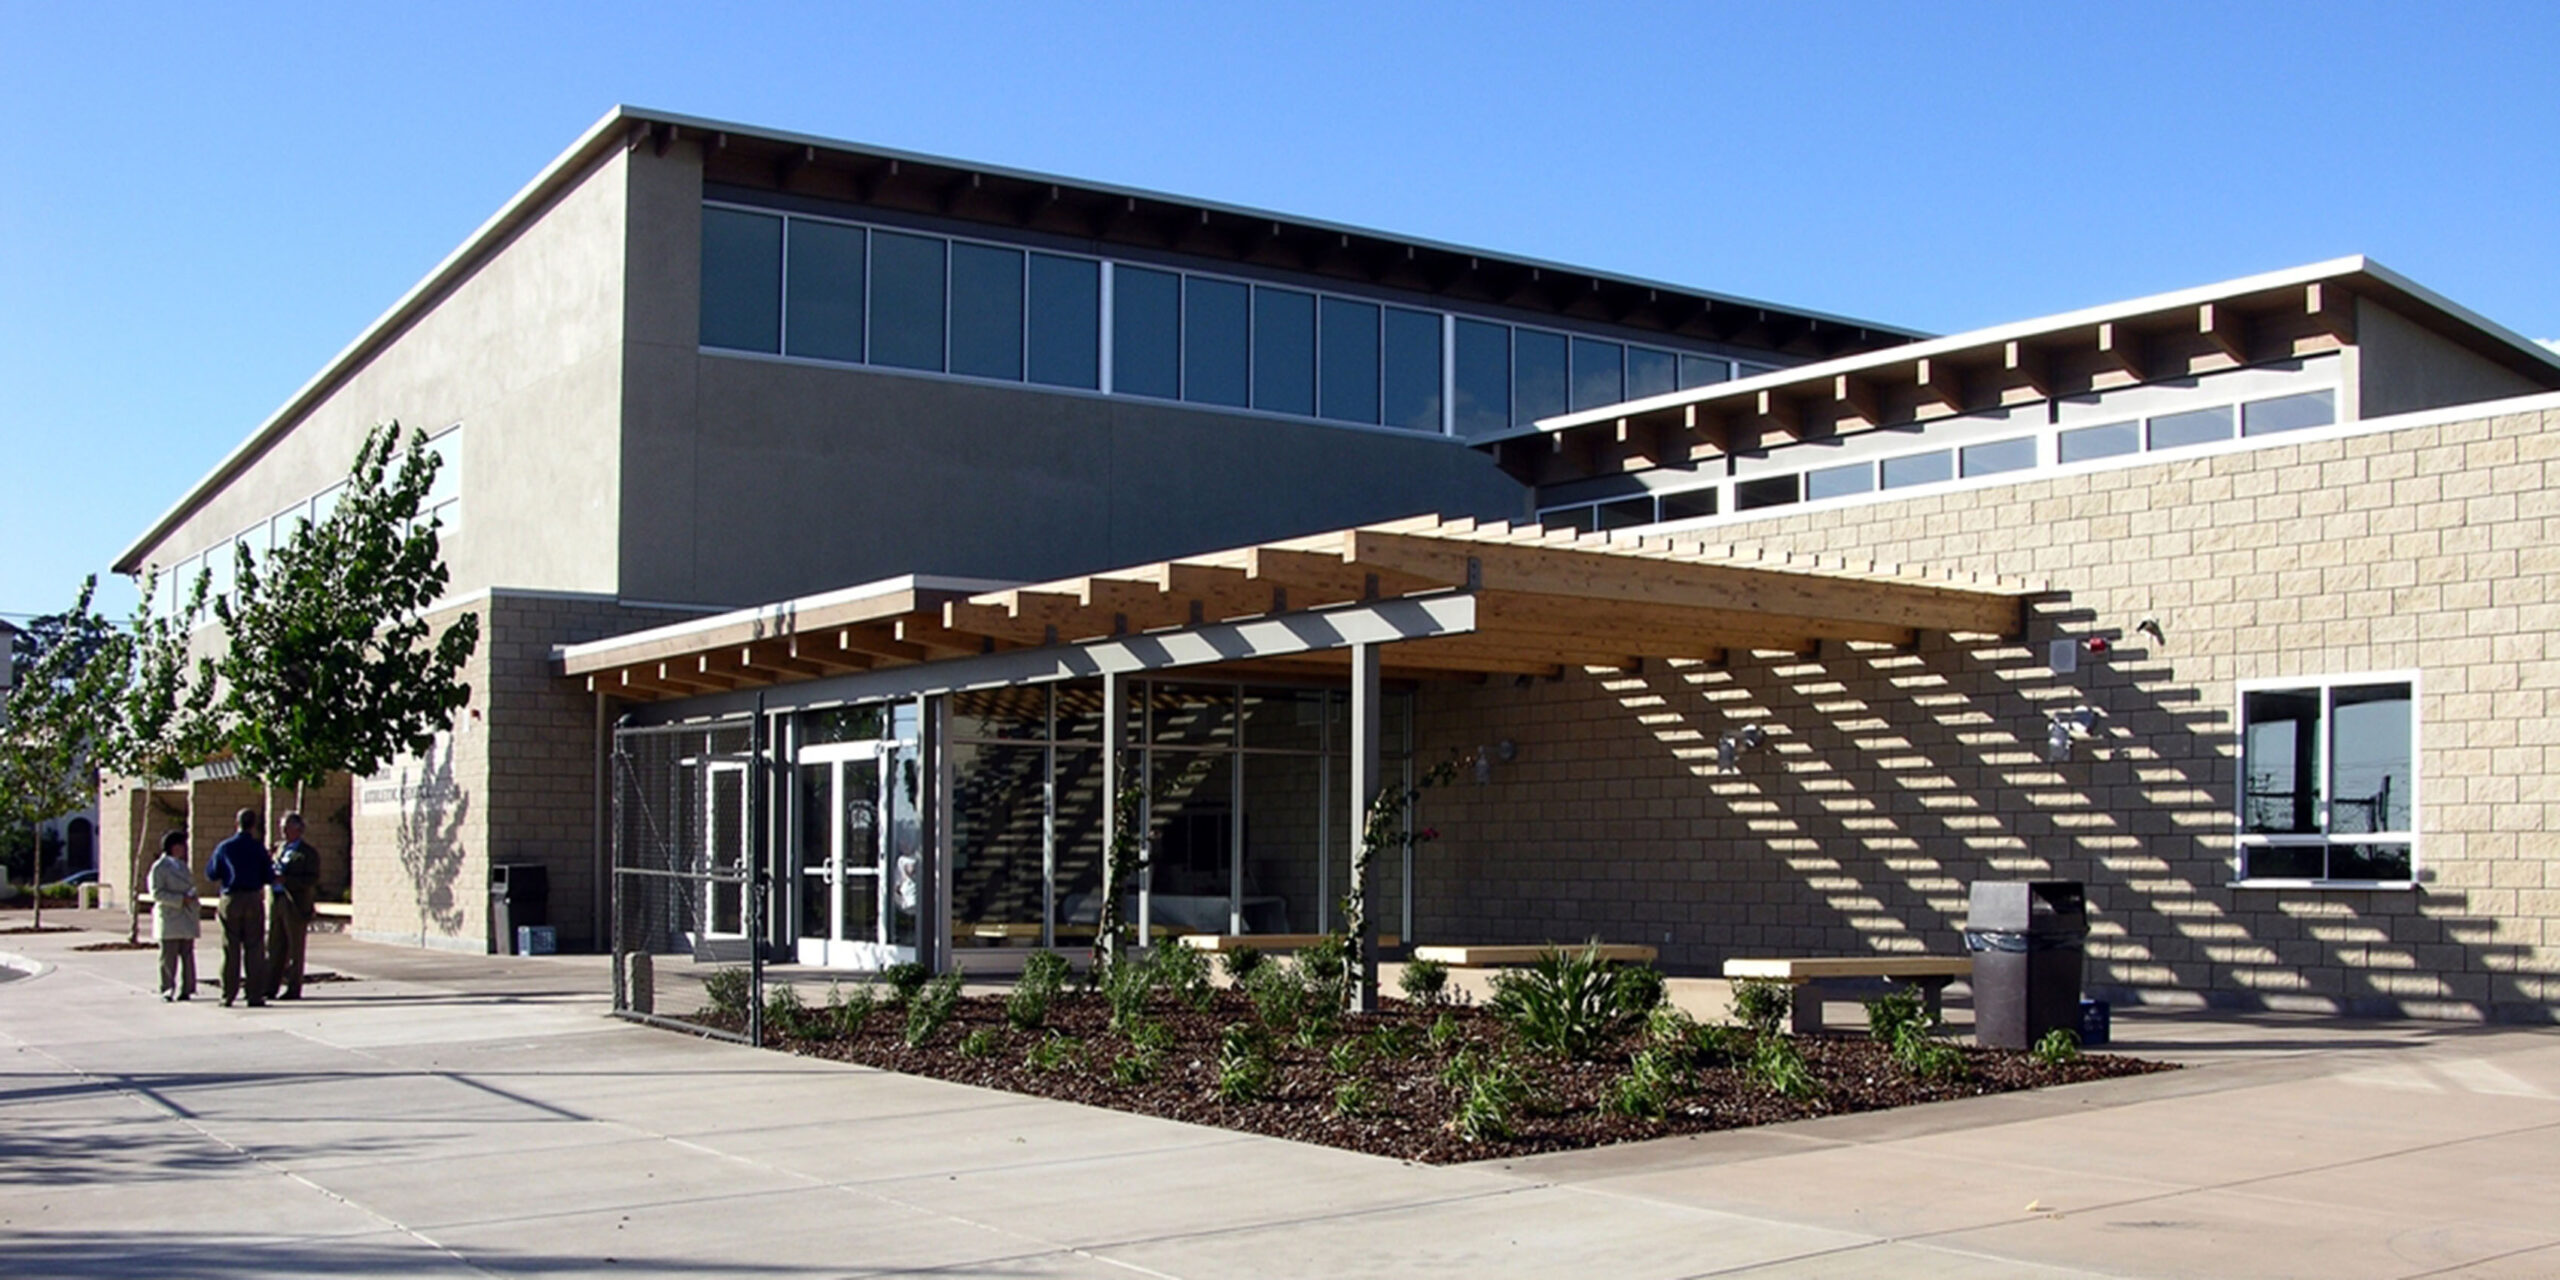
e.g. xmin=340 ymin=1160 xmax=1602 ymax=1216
xmin=204 ymin=808 xmax=274 ymax=1007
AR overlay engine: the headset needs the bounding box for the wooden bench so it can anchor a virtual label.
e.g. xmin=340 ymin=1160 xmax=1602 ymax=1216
xmin=1722 ymin=956 xmax=1971 ymax=1035
xmin=966 ymin=922 xmax=1177 ymax=946
xmin=1412 ymin=943 xmax=1658 ymax=967
xmin=1178 ymin=933 xmax=1399 ymax=953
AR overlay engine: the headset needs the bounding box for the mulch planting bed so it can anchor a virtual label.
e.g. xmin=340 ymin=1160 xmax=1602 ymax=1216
xmin=71 ymin=940 xmax=157 ymax=952
xmin=0 ymin=924 xmax=81 ymax=935
xmin=696 ymin=989 xmax=2171 ymax=1164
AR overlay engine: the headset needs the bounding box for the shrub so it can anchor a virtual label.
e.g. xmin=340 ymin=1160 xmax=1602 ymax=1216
xmin=1291 ymin=1013 xmax=1342 ymax=1052
xmin=1608 ymin=964 xmax=1668 ymax=1021
xmin=879 ymin=961 xmax=932 ymax=1004
xmin=830 ymin=983 xmax=879 ymax=1036
xmin=1111 ymin=1049 xmax=1160 ymax=1086
xmin=1220 ymin=945 xmax=1265 ymax=984
xmin=1151 ymin=941 xmax=1216 ymax=1012
xmin=1729 ymin=979 xmax=1795 ymax=1037
xmin=1325 ymin=1037 xmax=1367 ymax=1076
xmin=1748 ymin=1034 xmax=1821 ymax=1101
xmin=1007 ymin=954 xmax=1070 ymax=1031
xmin=1124 ymin=1017 xmax=1176 ymax=1055
xmin=959 ymin=1028 xmax=999 ymax=1059
xmin=1025 ymin=1032 xmax=1081 ymax=1073
xmin=1364 ymin=1022 xmax=1422 ymax=1062
xmin=764 ymin=983 xmax=828 ymax=1040
xmin=1332 ymin=1078 xmax=1376 ymax=1117
xmin=1892 ymin=1023 xmax=1969 ymax=1081
xmin=1243 ymin=960 xmax=1313 ymax=1032
xmin=1488 ymin=944 xmax=1624 ymax=1059
xmin=703 ymin=966 xmax=753 ymax=1019
xmin=1606 ymin=1045 xmax=1689 ymax=1121
xmin=1297 ymin=934 xmax=1350 ymax=1012
xmin=1216 ymin=1024 xmax=1275 ymax=1104
xmin=1444 ymin=1050 xmax=1529 ymax=1143
xmin=2032 ymin=1027 xmax=2084 ymax=1066
xmin=1019 ymin=948 xmax=1074 ymax=993
xmin=1398 ymin=957 xmax=1451 ymax=1007
xmin=1102 ymin=951 xmax=1156 ymax=1030
xmin=1643 ymin=1005 xmax=1735 ymax=1069
xmin=1427 ymin=1010 xmax=1465 ymax=1051
xmin=902 ymin=971 xmax=964 ymax=1048
xmin=1864 ymin=987 xmax=1927 ymax=1045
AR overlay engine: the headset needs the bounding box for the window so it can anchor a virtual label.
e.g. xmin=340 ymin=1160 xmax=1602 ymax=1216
xmin=1451 ymin=319 xmax=1509 ymax=438
xmin=1253 ymin=287 xmax=1316 ymax=416
xmin=1735 ymin=474 xmax=1800 ymax=511
xmin=1806 ymin=461 xmax=1875 ymax=500
xmin=1318 ymin=297 xmax=1380 ymax=424
xmin=1678 ymin=354 xmax=1731 ymax=390
xmin=2149 ymin=405 xmax=2234 ymax=450
xmin=1569 ymin=337 xmax=1624 ymax=411
xmin=1183 ymin=277 xmax=1250 ymax=408
xmin=2243 ymin=389 xmax=2335 ymax=437
xmin=1381 ymin=307 xmax=1442 ymax=432
xmin=948 ymin=242 xmax=1024 ymax=380
xmin=2059 ymin=420 xmax=2140 ymax=463
xmin=785 ymin=220 xmax=864 ymax=362
xmin=1961 ymin=436 xmax=2038 ymax=478
xmin=700 ymin=207 xmax=782 ymax=353
xmin=867 ymin=231 xmax=946 ymax=372
xmin=1514 ymin=329 xmax=1568 ymax=426
xmin=1657 ymin=488 xmax=1718 ymax=522
xmin=1026 ymin=253 xmax=1100 ymax=389
xmin=1627 ymin=346 xmax=1678 ymax=400
xmin=421 ymin=429 xmax=462 ymax=536
xmin=1881 ymin=449 xmax=1953 ymax=490
xmin=2238 ymin=677 xmax=2415 ymax=883
xmin=1113 ymin=266 xmax=1180 ymax=399
xmin=1596 ymin=496 xmax=1654 ymax=529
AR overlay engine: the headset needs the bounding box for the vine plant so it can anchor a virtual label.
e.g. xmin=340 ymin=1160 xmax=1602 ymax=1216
xmin=1342 ymin=756 xmax=1459 ymax=1010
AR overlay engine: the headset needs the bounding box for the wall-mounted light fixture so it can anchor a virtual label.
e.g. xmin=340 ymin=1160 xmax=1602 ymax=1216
xmin=2046 ymin=706 xmax=2100 ymax=762
xmin=1468 ymin=739 xmax=1518 ymax=785
xmin=1717 ymin=723 xmax=1768 ymax=774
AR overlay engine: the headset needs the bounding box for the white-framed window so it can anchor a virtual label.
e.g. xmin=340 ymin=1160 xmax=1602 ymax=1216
xmin=2235 ymin=672 xmax=2418 ymax=886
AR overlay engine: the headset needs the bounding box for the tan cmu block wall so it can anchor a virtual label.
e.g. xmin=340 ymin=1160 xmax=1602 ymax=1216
xmin=347 ymin=590 xmax=700 ymax=952
xmin=1414 ymin=404 xmax=2560 ymax=1022
xmin=94 ymin=786 xmax=188 ymax=912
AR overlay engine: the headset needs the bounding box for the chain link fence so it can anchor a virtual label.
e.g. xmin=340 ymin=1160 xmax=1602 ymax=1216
xmin=611 ymin=715 xmax=767 ymax=1043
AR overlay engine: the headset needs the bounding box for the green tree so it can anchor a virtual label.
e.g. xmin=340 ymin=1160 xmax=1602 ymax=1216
xmin=96 ymin=566 xmax=224 ymax=940
xmin=213 ymin=422 xmax=480 ymax=813
xmin=0 ymin=578 xmax=130 ymax=926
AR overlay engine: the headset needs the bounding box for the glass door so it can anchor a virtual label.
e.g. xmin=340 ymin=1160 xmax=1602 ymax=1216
xmin=703 ymin=760 xmax=750 ymax=942
xmin=794 ymin=742 xmax=909 ymax=969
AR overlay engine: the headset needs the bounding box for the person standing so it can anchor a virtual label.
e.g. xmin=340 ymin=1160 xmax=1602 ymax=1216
xmin=265 ymin=812 xmax=321 ymax=1001
xmin=204 ymin=808 xmax=274 ymax=1008
xmin=148 ymin=830 xmax=200 ymax=1001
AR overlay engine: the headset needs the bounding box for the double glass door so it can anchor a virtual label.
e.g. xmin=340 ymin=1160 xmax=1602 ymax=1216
xmin=796 ymin=742 xmax=918 ymax=968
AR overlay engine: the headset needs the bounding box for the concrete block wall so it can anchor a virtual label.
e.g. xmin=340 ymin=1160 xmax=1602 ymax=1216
xmin=1413 ymin=403 xmax=2560 ymax=1022
xmin=92 ymin=786 xmax=189 ymax=912
xmin=348 ymin=604 xmax=491 ymax=951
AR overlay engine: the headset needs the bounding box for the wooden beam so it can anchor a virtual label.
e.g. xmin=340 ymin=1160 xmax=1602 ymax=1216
xmin=650 ymin=661 xmax=727 ymax=694
xmin=942 ymin=599 xmax=1058 ymax=646
xmin=2001 ymin=341 xmax=2050 ymax=403
xmin=1915 ymin=356 xmax=1965 ymax=417
xmin=1754 ymin=388 xmax=1802 ymax=437
xmin=1077 ymin=576 xmax=1186 ymax=633
xmin=1474 ymin=591 xmax=1913 ymax=652
xmin=1242 ymin=545 xmax=1445 ymax=604
xmin=739 ymin=644 xmax=831 ymax=680
xmin=788 ymin=636 xmax=875 ymax=674
xmin=1134 ymin=561 xmax=1277 ymax=623
xmin=1834 ymin=374 xmax=1884 ymax=430
xmin=2307 ymin=281 xmax=2356 ymax=344
xmin=835 ymin=627 xmax=931 ymax=664
xmin=894 ymin=617 xmax=1000 ymax=657
xmin=2199 ymin=302 xmax=2249 ymax=365
xmin=2097 ymin=321 xmax=2146 ymax=382
xmin=1341 ymin=529 xmax=2024 ymax=636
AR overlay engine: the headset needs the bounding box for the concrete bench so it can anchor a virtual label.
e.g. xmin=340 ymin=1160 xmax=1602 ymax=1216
xmin=1722 ymin=956 xmax=1971 ymax=1035
xmin=1177 ymin=933 xmax=1399 ymax=953
xmin=1412 ymin=943 xmax=1658 ymax=968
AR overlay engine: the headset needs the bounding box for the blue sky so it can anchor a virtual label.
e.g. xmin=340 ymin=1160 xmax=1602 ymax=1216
xmin=4 ymin=1 xmax=2555 ymax=619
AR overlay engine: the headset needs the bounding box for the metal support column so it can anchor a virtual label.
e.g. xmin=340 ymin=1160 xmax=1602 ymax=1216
xmin=1100 ymin=670 xmax=1127 ymax=965
xmin=1350 ymin=641 xmax=1383 ymax=1013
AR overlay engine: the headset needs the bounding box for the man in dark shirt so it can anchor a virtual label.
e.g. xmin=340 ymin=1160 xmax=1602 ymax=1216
xmin=265 ymin=812 xmax=321 ymax=1001
xmin=205 ymin=808 xmax=274 ymax=1008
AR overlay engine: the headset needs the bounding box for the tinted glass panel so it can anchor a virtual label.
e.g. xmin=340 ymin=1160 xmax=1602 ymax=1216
xmin=2246 ymin=844 xmax=2326 ymax=880
xmin=1112 ymin=266 xmax=1180 ymax=398
xmin=1597 ymin=496 xmax=1655 ymax=529
xmin=1736 ymin=362 xmax=1778 ymax=378
xmin=948 ymin=242 xmax=1024 ymax=380
xmin=700 ymin=207 xmax=782 ymax=352
xmin=2243 ymin=389 xmax=2336 ymax=437
xmin=1183 ymin=277 xmax=1250 ymax=408
xmin=1540 ymin=506 xmax=1597 ymax=533
xmin=2329 ymin=843 xmax=2412 ymax=881
xmin=1961 ymin=436 xmax=2038 ymax=477
xmin=1382 ymin=307 xmax=1442 ymax=431
xmin=949 ymin=688 xmax=1046 ymax=741
xmin=1806 ymin=462 xmax=1875 ymax=500
xmin=1318 ymin=297 xmax=1380 ymax=424
xmin=1678 ymin=354 xmax=1731 ymax=389
xmin=1570 ymin=338 xmax=1625 ymax=411
xmin=2150 ymin=405 xmax=2235 ymax=450
xmin=2331 ymin=683 xmax=2412 ymax=833
xmin=2059 ymin=420 xmax=2140 ymax=463
xmin=1627 ymin=347 xmax=1677 ymax=400
xmin=1735 ymin=474 xmax=1800 ymax=510
xmin=1452 ymin=319 xmax=1509 ymax=437
xmin=2242 ymin=688 xmax=2322 ymax=835
xmin=867 ymin=231 xmax=946 ymax=371
xmin=784 ymin=220 xmax=863 ymax=361
xmin=1026 ymin=254 xmax=1100 ymax=389
xmin=1658 ymin=488 xmax=1718 ymax=521
xmin=1514 ymin=329 xmax=1568 ymax=425
xmin=1252 ymin=287 xmax=1316 ymax=416
xmin=1881 ymin=449 xmax=1954 ymax=489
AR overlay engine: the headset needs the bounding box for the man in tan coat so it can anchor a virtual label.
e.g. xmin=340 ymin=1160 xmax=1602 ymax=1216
xmin=148 ymin=830 xmax=200 ymax=1001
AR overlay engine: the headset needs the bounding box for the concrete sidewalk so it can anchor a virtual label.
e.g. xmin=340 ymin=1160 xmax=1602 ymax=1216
xmin=2 ymin=914 xmax=2555 ymax=1279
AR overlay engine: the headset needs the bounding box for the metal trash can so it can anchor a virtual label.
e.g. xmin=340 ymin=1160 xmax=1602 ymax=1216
xmin=1964 ymin=880 xmax=2088 ymax=1049
xmin=491 ymin=863 xmax=551 ymax=956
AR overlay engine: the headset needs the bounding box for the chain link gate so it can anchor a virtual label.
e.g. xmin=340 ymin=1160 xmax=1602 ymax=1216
xmin=610 ymin=711 xmax=769 ymax=1043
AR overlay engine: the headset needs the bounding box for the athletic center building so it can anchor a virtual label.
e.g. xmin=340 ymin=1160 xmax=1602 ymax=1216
xmin=103 ymin=106 xmax=2560 ymax=1022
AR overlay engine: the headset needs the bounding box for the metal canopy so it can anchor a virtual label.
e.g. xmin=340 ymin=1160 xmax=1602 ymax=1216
xmin=558 ymin=515 xmax=2034 ymax=720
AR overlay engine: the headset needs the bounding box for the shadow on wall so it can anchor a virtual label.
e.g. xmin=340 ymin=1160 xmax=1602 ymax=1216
xmin=1416 ymin=599 xmax=2543 ymax=1023
xmin=394 ymin=740 xmax=471 ymax=946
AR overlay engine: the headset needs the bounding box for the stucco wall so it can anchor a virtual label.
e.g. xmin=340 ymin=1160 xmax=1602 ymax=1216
xmin=1412 ymin=401 xmax=2560 ymax=1022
